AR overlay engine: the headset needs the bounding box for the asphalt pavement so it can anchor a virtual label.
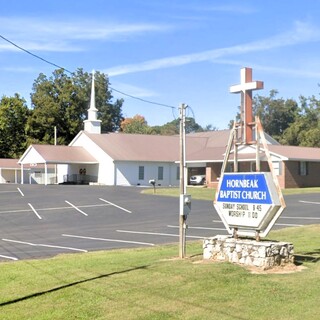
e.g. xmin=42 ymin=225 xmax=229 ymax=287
xmin=0 ymin=184 xmax=319 ymax=262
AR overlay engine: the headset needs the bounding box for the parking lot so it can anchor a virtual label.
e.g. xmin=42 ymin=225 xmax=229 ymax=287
xmin=0 ymin=184 xmax=319 ymax=261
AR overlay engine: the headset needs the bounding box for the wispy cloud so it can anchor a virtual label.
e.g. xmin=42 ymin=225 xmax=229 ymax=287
xmin=193 ymin=4 xmax=257 ymax=14
xmin=2 ymin=66 xmax=36 ymax=73
xmin=105 ymin=21 xmax=320 ymax=77
xmin=0 ymin=17 xmax=172 ymax=52
xmin=111 ymin=82 xmax=157 ymax=98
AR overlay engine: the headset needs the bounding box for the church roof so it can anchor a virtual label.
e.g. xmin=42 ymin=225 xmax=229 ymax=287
xmin=0 ymin=158 xmax=20 ymax=169
xmin=19 ymin=144 xmax=98 ymax=164
xmin=268 ymin=145 xmax=320 ymax=162
xmin=81 ymin=130 xmax=320 ymax=163
xmin=80 ymin=130 xmax=233 ymax=162
xmin=14 ymin=130 xmax=320 ymax=166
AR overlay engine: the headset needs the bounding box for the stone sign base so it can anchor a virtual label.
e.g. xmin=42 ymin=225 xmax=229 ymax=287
xmin=203 ymin=235 xmax=294 ymax=269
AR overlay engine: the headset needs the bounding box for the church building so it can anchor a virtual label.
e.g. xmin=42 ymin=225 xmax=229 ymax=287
xmin=0 ymin=71 xmax=319 ymax=189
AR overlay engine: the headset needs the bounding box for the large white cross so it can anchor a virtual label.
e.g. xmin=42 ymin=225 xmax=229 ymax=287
xmin=230 ymin=67 xmax=264 ymax=144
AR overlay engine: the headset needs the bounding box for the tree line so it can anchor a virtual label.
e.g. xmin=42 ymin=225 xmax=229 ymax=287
xmin=0 ymin=69 xmax=124 ymax=158
xmin=236 ymin=89 xmax=320 ymax=147
xmin=1 ymin=68 xmax=319 ymax=159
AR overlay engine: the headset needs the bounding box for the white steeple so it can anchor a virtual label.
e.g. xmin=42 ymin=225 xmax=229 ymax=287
xmin=84 ymin=70 xmax=102 ymax=134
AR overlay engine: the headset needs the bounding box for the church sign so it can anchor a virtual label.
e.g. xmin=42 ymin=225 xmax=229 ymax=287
xmin=214 ymin=172 xmax=285 ymax=238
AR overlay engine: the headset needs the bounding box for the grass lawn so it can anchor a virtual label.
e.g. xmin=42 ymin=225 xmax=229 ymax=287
xmin=142 ymin=186 xmax=320 ymax=201
xmin=0 ymin=225 xmax=319 ymax=320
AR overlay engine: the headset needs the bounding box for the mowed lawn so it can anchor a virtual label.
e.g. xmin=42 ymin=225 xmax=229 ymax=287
xmin=0 ymin=224 xmax=319 ymax=320
xmin=142 ymin=186 xmax=320 ymax=200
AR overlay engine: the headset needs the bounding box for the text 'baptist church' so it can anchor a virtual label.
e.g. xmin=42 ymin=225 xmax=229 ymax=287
xmin=218 ymin=178 xmax=267 ymax=201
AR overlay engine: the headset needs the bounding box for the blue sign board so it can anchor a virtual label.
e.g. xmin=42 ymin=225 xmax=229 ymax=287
xmin=217 ymin=173 xmax=272 ymax=204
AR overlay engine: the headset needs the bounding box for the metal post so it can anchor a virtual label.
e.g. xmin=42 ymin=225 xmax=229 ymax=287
xmin=54 ymin=126 xmax=57 ymax=184
xmin=179 ymin=103 xmax=187 ymax=258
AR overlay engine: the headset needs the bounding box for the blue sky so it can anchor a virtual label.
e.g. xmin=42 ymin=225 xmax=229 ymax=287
xmin=1 ymin=0 xmax=320 ymax=129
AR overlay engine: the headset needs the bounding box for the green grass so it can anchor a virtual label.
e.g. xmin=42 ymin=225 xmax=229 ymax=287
xmin=142 ymin=186 xmax=320 ymax=200
xmin=0 ymin=225 xmax=319 ymax=320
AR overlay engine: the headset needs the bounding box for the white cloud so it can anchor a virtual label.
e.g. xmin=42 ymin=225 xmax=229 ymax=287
xmin=0 ymin=17 xmax=172 ymax=52
xmin=194 ymin=4 xmax=257 ymax=14
xmin=111 ymin=82 xmax=157 ymax=98
xmin=105 ymin=21 xmax=320 ymax=77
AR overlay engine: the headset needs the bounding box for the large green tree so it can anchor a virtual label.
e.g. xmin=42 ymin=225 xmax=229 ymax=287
xmin=253 ymin=90 xmax=299 ymax=141
xmin=229 ymin=90 xmax=299 ymax=142
xmin=0 ymin=94 xmax=30 ymax=158
xmin=27 ymin=68 xmax=124 ymax=145
xmin=281 ymin=95 xmax=320 ymax=147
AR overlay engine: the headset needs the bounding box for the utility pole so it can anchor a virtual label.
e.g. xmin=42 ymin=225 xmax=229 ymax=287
xmin=54 ymin=126 xmax=57 ymax=184
xmin=179 ymin=103 xmax=188 ymax=258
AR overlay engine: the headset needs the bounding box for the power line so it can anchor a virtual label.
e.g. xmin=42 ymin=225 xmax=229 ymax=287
xmin=0 ymin=34 xmax=176 ymax=110
xmin=0 ymin=34 xmax=71 ymax=73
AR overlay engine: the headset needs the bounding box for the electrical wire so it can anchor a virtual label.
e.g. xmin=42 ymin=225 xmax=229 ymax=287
xmin=0 ymin=34 xmax=176 ymax=110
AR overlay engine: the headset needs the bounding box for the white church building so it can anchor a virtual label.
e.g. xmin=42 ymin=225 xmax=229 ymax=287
xmin=18 ymin=73 xmax=182 ymax=186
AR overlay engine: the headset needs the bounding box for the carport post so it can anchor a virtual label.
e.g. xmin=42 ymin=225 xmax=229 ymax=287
xmin=44 ymin=163 xmax=48 ymax=185
xmin=20 ymin=164 xmax=24 ymax=184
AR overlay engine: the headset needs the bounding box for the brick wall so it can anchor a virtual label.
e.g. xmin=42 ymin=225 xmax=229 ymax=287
xmin=205 ymin=160 xmax=320 ymax=189
xmin=206 ymin=163 xmax=221 ymax=188
xmin=205 ymin=161 xmax=286 ymax=189
xmin=284 ymin=161 xmax=320 ymax=188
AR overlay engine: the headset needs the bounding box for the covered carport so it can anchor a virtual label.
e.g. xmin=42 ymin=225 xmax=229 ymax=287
xmin=18 ymin=144 xmax=98 ymax=185
xmin=0 ymin=158 xmax=23 ymax=183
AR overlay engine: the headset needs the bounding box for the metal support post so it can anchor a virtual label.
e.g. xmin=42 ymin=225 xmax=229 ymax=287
xmin=179 ymin=103 xmax=187 ymax=258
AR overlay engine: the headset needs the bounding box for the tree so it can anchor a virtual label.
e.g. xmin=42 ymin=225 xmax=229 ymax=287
xmin=0 ymin=94 xmax=30 ymax=158
xmin=253 ymin=90 xmax=299 ymax=141
xmin=152 ymin=117 xmax=206 ymax=135
xmin=281 ymin=95 xmax=320 ymax=147
xmin=229 ymin=90 xmax=299 ymax=142
xmin=120 ymin=115 xmax=153 ymax=134
xmin=27 ymin=68 xmax=124 ymax=145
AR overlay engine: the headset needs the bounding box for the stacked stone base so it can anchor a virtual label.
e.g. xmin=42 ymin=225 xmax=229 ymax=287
xmin=203 ymin=235 xmax=294 ymax=269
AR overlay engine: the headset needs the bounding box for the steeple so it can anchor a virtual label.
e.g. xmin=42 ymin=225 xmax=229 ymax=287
xmin=84 ymin=70 xmax=102 ymax=134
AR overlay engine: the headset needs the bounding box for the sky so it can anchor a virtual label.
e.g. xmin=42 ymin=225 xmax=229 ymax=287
xmin=1 ymin=0 xmax=320 ymax=129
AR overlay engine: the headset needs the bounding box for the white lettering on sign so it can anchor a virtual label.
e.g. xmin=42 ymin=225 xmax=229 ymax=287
xmin=226 ymin=179 xmax=259 ymax=188
xmin=241 ymin=191 xmax=266 ymax=200
xmin=219 ymin=190 xmax=241 ymax=199
xmin=219 ymin=190 xmax=266 ymax=201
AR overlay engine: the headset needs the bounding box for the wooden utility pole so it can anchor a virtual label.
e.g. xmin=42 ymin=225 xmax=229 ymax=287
xmin=179 ymin=103 xmax=187 ymax=258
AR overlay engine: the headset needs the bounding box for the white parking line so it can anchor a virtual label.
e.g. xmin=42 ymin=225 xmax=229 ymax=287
xmin=275 ymin=223 xmax=303 ymax=227
xmin=0 ymin=254 xmax=18 ymax=261
xmin=2 ymin=238 xmax=88 ymax=252
xmin=17 ymin=188 xmax=24 ymax=197
xmin=65 ymin=201 xmax=88 ymax=216
xmin=0 ymin=203 xmax=112 ymax=215
xmin=0 ymin=190 xmax=19 ymax=194
xmin=28 ymin=203 xmax=42 ymax=220
xmin=299 ymin=200 xmax=320 ymax=205
xmin=99 ymin=198 xmax=132 ymax=213
xmin=168 ymin=225 xmax=226 ymax=231
xmin=116 ymin=229 xmax=205 ymax=239
xmin=280 ymin=216 xmax=320 ymax=220
xmin=62 ymin=234 xmax=154 ymax=246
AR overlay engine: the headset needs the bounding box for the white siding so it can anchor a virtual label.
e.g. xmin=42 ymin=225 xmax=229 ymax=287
xmin=115 ymin=161 xmax=179 ymax=186
xmin=71 ymin=133 xmax=115 ymax=185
